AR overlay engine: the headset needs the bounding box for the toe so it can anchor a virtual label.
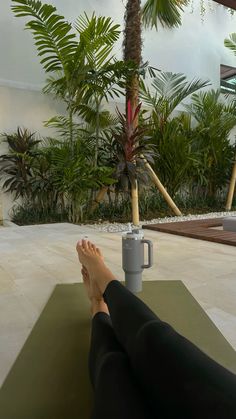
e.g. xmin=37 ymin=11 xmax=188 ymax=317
xmin=96 ymin=247 xmax=103 ymax=258
xmin=76 ymin=240 xmax=82 ymax=252
xmin=82 ymin=239 xmax=89 ymax=252
xmin=91 ymin=243 xmax=97 ymax=254
xmin=87 ymin=241 xmax=95 ymax=254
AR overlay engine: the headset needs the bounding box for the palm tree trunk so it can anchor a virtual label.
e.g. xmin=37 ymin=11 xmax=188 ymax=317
xmin=124 ymin=0 xmax=142 ymax=226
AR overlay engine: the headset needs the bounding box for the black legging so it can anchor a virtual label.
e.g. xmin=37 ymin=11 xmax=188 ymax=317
xmin=89 ymin=280 xmax=236 ymax=419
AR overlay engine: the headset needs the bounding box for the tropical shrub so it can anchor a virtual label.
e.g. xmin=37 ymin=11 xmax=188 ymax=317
xmin=100 ymin=102 xmax=156 ymax=193
xmin=0 ymin=131 xmax=115 ymax=223
xmin=186 ymin=90 xmax=236 ymax=198
xmin=140 ymin=72 xmax=209 ymax=195
xmin=0 ymin=128 xmax=40 ymax=199
xmin=44 ymin=141 xmax=115 ymax=223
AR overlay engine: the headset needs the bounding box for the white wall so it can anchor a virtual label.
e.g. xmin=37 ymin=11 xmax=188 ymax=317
xmin=1 ymin=0 xmax=236 ymax=218
xmin=2 ymin=0 xmax=236 ymax=89
xmin=0 ymin=86 xmax=65 ymax=219
xmin=143 ymin=2 xmax=236 ymax=86
xmin=0 ymin=85 xmax=65 ymax=134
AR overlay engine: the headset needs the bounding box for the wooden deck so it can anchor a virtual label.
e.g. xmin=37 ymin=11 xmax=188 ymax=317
xmin=143 ymin=218 xmax=236 ymax=247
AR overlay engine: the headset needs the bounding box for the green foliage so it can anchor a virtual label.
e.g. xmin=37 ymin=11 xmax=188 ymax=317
xmin=142 ymin=0 xmax=189 ymax=29
xmin=11 ymin=204 xmax=69 ymax=225
xmin=77 ymin=103 xmax=118 ymax=131
xmin=90 ymin=188 xmax=235 ymax=223
xmin=35 ymin=141 xmax=115 ymax=223
xmin=8 ymin=3 xmax=236 ymax=225
xmin=0 ymin=128 xmax=40 ymax=199
xmin=44 ymin=115 xmax=87 ymax=145
xmin=12 ymin=0 xmax=134 ymax=160
xmin=0 ymin=130 xmax=116 ymax=223
xmin=140 ymin=72 xmax=210 ymax=121
xmin=186 ymin=90 xmax=236 ymax=197
xmin=11 ymin=189 xmax=236 ymax=226
xmin=12 ymin=0 xmax=77 ymax=73
xmin=141 ymin=72 xmax=209 ymax=195
xmin=74 ymin=13 xmax=120 ymax=71
xmin=150 ymin=114 xmax=198 ymax=195
xmin=224 ymin=33 xmax=236 ymax=56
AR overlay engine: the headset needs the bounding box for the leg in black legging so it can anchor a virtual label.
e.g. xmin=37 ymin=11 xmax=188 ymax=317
xmin=89 ymin=312 xmax=151 ymax=419
xmin=76 ymin=241 xmax=236 ymax=419
xmin=103 ymin=280 xmax=236 ymax=419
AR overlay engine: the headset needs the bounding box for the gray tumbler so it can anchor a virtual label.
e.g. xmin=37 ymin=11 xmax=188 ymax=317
xmin=122 ymin=229 xmax=153 ymax=293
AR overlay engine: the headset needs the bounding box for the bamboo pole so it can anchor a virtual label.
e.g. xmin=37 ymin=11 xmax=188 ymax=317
xmin=142 ymin=156 xmax=182 ymax=216
xmin=131 ymin=179 xmax=140 ymax=226
xmin=91 ymin=186 xmax=108 ymax=212
xmin=226 ymin=158 xmax=236 ymax=211
xmin=130 ymin=75 xmax=140 ymax=226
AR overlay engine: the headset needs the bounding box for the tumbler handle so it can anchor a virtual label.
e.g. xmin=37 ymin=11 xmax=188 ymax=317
xmin=141 ymin=239 xmax=153 ymax=269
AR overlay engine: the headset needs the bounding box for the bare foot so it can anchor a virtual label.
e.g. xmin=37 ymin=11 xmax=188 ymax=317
xmin=76 ymin=239 xmax=116 ymax=294
xmin=81 ymin=265 xmax=109 ymax=317
xmin=81 ymin=264 xmax=103 ymax=301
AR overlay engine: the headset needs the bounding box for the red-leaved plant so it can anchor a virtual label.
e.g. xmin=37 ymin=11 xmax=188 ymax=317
xmin=101 ymin=101 xmax=156 ymax=192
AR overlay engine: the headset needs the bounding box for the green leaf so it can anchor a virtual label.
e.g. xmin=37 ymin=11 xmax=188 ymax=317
xmin=142 ymin=0 xmax=189 ymax=29
xmin=225 ymin=33 xmax=236 ymax=55
xmin=12 ymin=0 xmax=77 ymax=73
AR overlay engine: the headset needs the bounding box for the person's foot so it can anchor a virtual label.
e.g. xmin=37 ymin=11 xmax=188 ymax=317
xmin=81 ymin=265 xmax=109 ymax=317
xmin=76 ymin=239 xmax=116 ymax=295
xmin=81 ymin=265 xmax=102 ymax=301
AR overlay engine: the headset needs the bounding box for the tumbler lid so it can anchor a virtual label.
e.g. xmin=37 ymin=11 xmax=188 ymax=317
xmin=122 ymin=228 xmax=144 ymax=240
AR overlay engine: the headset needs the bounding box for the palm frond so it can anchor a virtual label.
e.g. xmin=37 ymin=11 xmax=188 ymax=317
xmin=185 ymin=89 xmax=236 ymax=133
xmin=43 ymin=72 xmax=67 ymax=97
xmin=141 ymin=72 xmax=210 ymax=119
xmin=78 ymin=102 xmax=118 ymax=130
xmin=74 ymin=13 xmax=120 ymax=69
xmin=44 ymin=115 xmax=84 ymax=141
xmin=142 ymin=0 xmax=189 ymax=29
xmin=12 ymin=0 xmax=77 ymax=73
xmin=224 ymin=33 xmax=236 ymax=55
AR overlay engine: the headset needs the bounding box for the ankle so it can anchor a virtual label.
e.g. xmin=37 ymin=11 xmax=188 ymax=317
xmin=91 ymin=299 xmax=109 ymax=317
xmin=100 ymin=277 xmax=116 ymax=295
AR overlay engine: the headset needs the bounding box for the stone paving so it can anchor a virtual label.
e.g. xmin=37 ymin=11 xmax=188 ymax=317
xmin=0 ymin=222 xmax=235 ymax=387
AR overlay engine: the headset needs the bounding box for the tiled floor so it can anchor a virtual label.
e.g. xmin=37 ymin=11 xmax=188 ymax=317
xmin=0 ymin=222 xmax=235 ymax=387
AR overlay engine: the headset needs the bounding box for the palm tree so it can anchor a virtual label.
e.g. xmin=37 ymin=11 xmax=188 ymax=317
xmin=12 ymin=1 xmax=131 ymax=164
xmin=140 ymin=72 xmax=210 ymax=196
xmin=123 ymin=0 xmax=190 ymax=224
xmin=185 ymin=89 xmax=236 ymax=198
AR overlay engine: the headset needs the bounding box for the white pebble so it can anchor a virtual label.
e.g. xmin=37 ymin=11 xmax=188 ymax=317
xmin=87 ymin=211 xmax=236 ymax=233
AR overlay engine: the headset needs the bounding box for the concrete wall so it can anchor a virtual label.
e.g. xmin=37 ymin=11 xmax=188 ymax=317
xmin=1 ymin=0 xmax=236 ymax=218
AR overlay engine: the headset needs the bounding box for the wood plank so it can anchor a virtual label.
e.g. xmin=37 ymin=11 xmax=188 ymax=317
xmin=143 ymin=218 xmax=236 ymax=247
xmin=213 ymin=0 xmax=236 ymax=11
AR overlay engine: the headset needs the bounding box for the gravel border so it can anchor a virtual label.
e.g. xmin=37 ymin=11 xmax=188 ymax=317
xmin=86 ymin=211 xmax=236 ymax=233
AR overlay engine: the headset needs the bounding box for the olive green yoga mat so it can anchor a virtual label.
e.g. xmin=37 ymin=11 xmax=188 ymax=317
xmin=0 ymin=281 xmax=235 ymax=419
